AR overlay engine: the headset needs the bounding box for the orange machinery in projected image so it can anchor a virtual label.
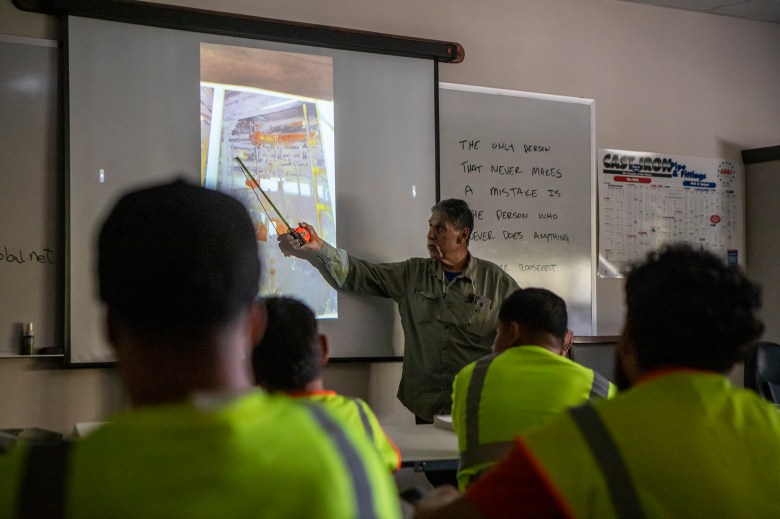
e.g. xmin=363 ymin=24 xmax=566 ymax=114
xmin=235 ymin=156 xmax=312 ymax=246
xmin=250 ymin=129 xmax=319 ymax=147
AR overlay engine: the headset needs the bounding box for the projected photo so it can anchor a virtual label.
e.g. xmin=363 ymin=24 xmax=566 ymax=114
xmin=200 ymin=43 xmax=337 ymax=318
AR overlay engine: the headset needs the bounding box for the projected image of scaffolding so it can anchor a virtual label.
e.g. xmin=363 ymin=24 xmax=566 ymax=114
xmin=200 ymin=43 xmax=336 ymax=318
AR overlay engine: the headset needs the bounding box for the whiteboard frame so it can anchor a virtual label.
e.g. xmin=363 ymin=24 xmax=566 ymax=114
xmin=0 ymin=35 xmax=63 ymax=358
xmin=438 ymin=82 xmax=597 ymax=334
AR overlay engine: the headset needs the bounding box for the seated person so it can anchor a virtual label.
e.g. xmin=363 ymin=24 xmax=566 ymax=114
xmin=0 ymin=180 xmax=401 ymax=518
xmin=253 ymin=296 xmax=401 ymax=473
xmin=415 ymin=243 xmax=780 ymax=519
xmin=451 ymin=287 xmax=615 ymax=489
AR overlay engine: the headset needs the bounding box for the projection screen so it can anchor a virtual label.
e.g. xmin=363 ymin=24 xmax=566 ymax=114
xmin=66 ymin=14 xmax=438 ymax=364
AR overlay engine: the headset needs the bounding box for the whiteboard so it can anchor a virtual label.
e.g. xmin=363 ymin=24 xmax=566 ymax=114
xmin=438 ymin=83 xmax=596 ymax=334
xmin=0 ymin=36 xmax=60 ymax=356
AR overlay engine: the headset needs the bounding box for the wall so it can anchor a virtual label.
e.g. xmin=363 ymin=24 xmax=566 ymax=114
xmin=1 ymin=0 xmax=778 ymax=432
xmin=746 ymin=158 xmax=780 ymax=343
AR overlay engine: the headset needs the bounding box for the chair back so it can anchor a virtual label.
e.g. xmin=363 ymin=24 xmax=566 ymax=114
xmin=570 ymin=336 xmax=619 ymax=379
xmin=743 ymin=341 xmax=780 ymax=403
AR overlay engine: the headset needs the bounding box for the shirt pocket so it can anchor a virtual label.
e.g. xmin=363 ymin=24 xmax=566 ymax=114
xmin=467 ymin=302 xmax=495 ymax=337
xmin=455 ymin=296 xmax=495 ymax=337
xmin=446 ymin=295 xmax=476 ymax=326
xmin=410 ymin=287 xmax=439 ymax=323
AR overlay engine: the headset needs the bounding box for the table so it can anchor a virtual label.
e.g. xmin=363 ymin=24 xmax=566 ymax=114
xmin=382 ymin=423 xmax=459 ymax=473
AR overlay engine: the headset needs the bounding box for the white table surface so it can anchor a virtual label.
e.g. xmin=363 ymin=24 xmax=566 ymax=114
xmin=382 ymin=423 xmax=459 ymax=469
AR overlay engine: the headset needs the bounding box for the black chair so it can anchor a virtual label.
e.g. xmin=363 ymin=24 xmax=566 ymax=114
xmin=569 ymin=336 xmax=619 ymax=381
xmin=743 ymin=341 xmax=780 ymax=404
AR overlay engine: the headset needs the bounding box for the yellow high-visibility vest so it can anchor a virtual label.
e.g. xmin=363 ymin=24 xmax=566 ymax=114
xmin=0 ymin=391 xmax=401 ymax=518
xmin=295 ymin=390 xmax=402 ymax=473
xmin=452 ymin=345 xmax=616 ymax=489
xmin=523 ymin=371 xmax=780 ymax=518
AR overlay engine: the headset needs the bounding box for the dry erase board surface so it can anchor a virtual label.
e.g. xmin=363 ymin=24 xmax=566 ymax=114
xmin=439 ymin=83 xmax=595 ymax=334
xmin=0 ymin=37 xmax=60 ymax=356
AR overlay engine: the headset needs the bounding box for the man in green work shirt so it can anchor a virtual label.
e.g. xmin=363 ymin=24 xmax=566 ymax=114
xmin=281 ymin=198 xmax=519 ymax=422
xmin=0 ymin=180 xmax=401 ymax=518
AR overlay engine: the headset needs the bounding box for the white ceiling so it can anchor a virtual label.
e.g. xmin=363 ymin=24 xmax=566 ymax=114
xmin=621 ymin=0 xmax=780 ymax=24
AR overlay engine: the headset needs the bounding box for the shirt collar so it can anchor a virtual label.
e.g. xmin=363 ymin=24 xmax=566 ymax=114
xmin=429 ymin=253 xmax=477 ymax=280
xmin=290 ymin=389 xmax=337 ymax=398
xmin=636 ymin=367 xmax=715 ymax=386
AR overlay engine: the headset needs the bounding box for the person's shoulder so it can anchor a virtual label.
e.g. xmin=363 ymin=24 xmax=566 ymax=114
xmin=310 ymin=392 xmax=373 ymax=417
xmin=454 ymin=354 xmax=486 ymax=384
xmin=493 ymin=347 xmax=557 ymax=372
xmin=545 ymin=349 xmax=608 ymax=378
xmin=0 ymin=440 xmax=28 ymax=514
xmin=295 ymin=400 xmax=401 ymax=516
xmin=405 ymin=256 xmax=436 ymax=268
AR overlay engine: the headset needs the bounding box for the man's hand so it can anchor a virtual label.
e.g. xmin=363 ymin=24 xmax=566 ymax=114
xmin=277 ymin=222 xmax=324 ymax=256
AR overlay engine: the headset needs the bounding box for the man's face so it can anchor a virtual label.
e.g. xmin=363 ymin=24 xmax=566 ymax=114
xmin=426 ymin=212 xmax=468 ymax=263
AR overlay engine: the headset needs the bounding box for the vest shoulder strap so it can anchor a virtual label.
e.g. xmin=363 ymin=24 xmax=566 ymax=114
xmin=304 ymin=403 xmax=379 ymax=519
xmin=19 ymin=440 xmax=73 ymax=519
xmin=464 ymin=353 xmax=499 ymax=452
xmin=348 ymin=396 xmax=375 ymax=443
xmin=590 ymin=371 xmax=611 ymax=399
xmin=569 ymin=403 xmax=645 ymax=519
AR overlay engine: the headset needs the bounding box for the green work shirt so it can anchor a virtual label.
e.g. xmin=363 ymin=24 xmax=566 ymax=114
xmin=0 ymin=390 xmax=401 ymax=518
xmin=317 ymin=242 xmax=519 ymax=420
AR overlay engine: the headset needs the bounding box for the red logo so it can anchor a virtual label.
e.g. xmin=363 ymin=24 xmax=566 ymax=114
xmin=710 ymin=215 xmax=721 ymax=224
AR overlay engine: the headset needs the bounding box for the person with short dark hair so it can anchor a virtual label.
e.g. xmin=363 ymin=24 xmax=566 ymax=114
xmin=0 ymin=180 xmax=401 ymax=518
xmin=253 ymin=296 xmax=401 ymax=473
xmin=415 ymin=243 xmax=780 ymax=518
xmin=280 ymin=198 xmax=519 ymax=422
xmin=451 ymin=287 xmax=615 ymax=489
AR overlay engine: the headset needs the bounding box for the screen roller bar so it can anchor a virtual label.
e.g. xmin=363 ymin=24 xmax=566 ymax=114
xmin=13 ymin=0 xmax=465 ymax=63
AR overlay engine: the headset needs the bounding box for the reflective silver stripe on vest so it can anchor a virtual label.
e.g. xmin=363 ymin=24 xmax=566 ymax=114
xmin=459 ymin=440 xmax=513 ymax=471
xmin=590 ymin=372 xmax=611 ymax=399
xmin=306 ymin=405 xmax=378 ymax=519
xmin=462 ymin=354 xmax=499 ymax=471
xmin=569 ymin=403 xmax=646 ymax=519
xmin=20 ymin=441 xmax=73 ymax=519
xmin=350 ymin=397 xmax=375 ymax=443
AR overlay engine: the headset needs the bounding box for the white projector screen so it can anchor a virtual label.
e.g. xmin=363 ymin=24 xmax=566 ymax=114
xmin=66 ymin=15 xmax=437 ymax=364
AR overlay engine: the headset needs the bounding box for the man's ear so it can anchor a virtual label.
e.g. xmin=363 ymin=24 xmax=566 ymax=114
xmin=319 ymin=334 xmax=330 ymax=367
xmin=506 ymin=321 xmax=523 ymax=345
xmin=250 ymin=301 xmax=268 ymax=347
xmin=561 ymin=329 xmax=574 ymax=357
xmin=458 ymin=226 xmax=471 ymax=243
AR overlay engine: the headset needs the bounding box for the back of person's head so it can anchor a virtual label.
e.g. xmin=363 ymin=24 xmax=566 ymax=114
xmin=98 ymin=179 xmax=260 ymax=342
xmin=498 ymin=287 xmax=568 ymax=342
xmin=252 ymin=296 xmax=321 ymax=392
xmin=625 ymin=243 xmax=763 ymax=373
xmin=431 ymin=198 xmax=474 ymax=233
